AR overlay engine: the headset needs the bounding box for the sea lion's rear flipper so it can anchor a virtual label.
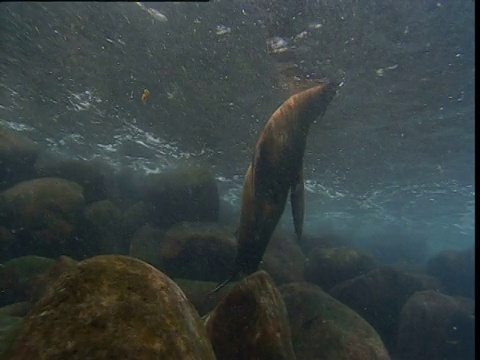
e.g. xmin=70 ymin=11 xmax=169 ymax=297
xmin=290 ymin=168 xmax=305 ymax=241
xmin=208 ymin=273 xmax=236 ymax=295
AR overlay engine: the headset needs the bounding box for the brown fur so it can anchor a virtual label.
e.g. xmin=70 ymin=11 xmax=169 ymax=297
xmin=210 ymin=81 xmax=337 ymax=294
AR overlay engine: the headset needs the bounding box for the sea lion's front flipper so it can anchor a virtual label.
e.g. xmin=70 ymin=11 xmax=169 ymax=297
xmin=290 ymin=168 xmax=304 ymax=240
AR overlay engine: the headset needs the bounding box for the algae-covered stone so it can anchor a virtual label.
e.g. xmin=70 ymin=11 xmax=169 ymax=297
xmin=29 ymin=255 xmax=78 ymax=303
xmin=35 ymin=158 xmax=110 ymax=204
xmin=122 ymin=201 xmax=150 ymax=239
xmin=304 ymin=246 xmax=377 ymax=290
xmin=396 ymin=290 xmax=475 ymax=360
xmin=329 ymin=266 xmax=440 ymax=351
xmin=0 ymin=226 xmax=17 ymax=263
xmin=158 ymin=221 xmax=236 ymax=282
xmin=426 ymin=247 xmax=474 ymax=298
xmin=5 ymin=255 xmax=216 ymax=360
xmin=262 ymin=232 xmax=306 ymax=285
xmin=141 ymin=166 xmax=219 ymax=228
xmin=279 ymin=282 xmax=390 ymax=360
xmin=0 ymin=177 xmax=85 ymax=258
xmin=0 ymin=302 xmax=31 ymax=317
xmin=129 ymin=224 xmax=166 ymax=267
xmin=0 ymin=256 xmax=56 ymax=307
xmin=0 ymin=314 xmax=23 ymax=359
xmin=204 ymin=270 xmax=296 ymax=360
xmin=0 ymin=126 xmax=40 ymax=191
xmin=84 ymin=200 xmax=127 ymax=254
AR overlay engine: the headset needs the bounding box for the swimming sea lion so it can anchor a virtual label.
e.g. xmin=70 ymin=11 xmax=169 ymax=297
xmin=211 ymin=81 xmax=337 ymax=293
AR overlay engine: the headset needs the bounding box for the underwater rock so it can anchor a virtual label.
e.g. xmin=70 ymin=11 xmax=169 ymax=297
xmin=0 ymin=177 xmax=86 ymax=258
xmin=106 ymin=167 xmax=145 ymax=210
xmin=4 ymin=255 xmax=216 ymax=360
xmin=329 ymin=266 xmax=442 ymax=352
xmin=279 ymin=281 xmax=390 ymax=360
xmin=356 ymin=231 xmax=429 ymax=266
xmin=0 ymin=256 xmax=55 ymax=307
xmin=141 ymin=166 xmax=219 ymax=228
xmin=0 ymin=314 xmax=23 ymax=359
xmin=158 ymin=221 xmax=236 ymax=282
xmin=29 ymin=255 xmax=78 ymax=304
xmin=203 ymin=270 xmax=296 ymax=360
xmin=0 ymin=226 xmax=16 ymax=263
xmin=304 ymin=246 xmax=377 ymax=290
xmin=35 ymin=158 xmax=111 ymax=204
xmin=297 ymin=233 xmax=348 ymax=255
xmin=157 ymin=222 xmax=236 ymax=281
xmin=129 ymin=224 xmax=165 ymax=268
xmin=426 ymin=246 xmax=474 ymax=298
xmin=0 ymin=302 xmax=31 ymax=317
xmin=84 ymin=200 xmax=127 ymax=255
xmin=262 ymin=231 xmax=306 ymax=285
xmin=0 ymin=127 xmax=40 ymax=192
xmin=122 ymin=200 xmax=150 ymax=239
xmin=174 ymin=278 xmax=236 ymax=316
xmin=396 ymin=290 xmax=475 ymax=360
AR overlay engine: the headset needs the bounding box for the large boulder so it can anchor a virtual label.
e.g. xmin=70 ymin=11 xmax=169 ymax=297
xmin=329 ymin=266 xmax=442 ymax=352
xmin=204 ymin=270 xmax=296 ymax=360
xmin=279 ymin=282 xmax=390 ymax=359
xmin=83 ymin=200 xmax=127 ymax=255
xmin=0 ymin=256 xmax=56 ymax=307
xmin=304 ymin=246 xmax=377 ymax=290
xmin=129 ymin=224 xmax=166 ymax=267
xmin=262 ymin=232 xmax=306 ymax=285
xmin=157 ymin=221 xmax=236 ymax=282
xmin=141 ymin=166 xmax=219 ymax=228
xmin=0 ymin=177 xmax=86 ymax=258
xmin=29 ymin=255 xmax=78 ymax=304
xmin=122 ymin=201 xmax=150 ymax=239
xmin=35 ymin=158 xmax=110 ymax=204
xmin=426 ymin=247 xmax=474 ymax=298
xmin=355 ymin=231 xmax=429 ymax=266
xmin=396 ymin=290 xmax=475 ymax=360
xmin=4 ymin=255 xmax=216 ymax=360
xmin=0 ymin=127 xmax=40 ymax=191
xmin=0 ymin=314 xmax=23 ymax=358
xmin=0 ymin=226 xmax=17 ymax=263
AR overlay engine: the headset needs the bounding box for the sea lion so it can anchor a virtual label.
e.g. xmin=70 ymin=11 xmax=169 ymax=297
xmin=211 ymin=80 xmax=337 ymax=293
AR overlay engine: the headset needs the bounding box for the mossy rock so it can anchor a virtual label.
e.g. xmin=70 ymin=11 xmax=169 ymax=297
xmin=0 ymin=314 xmax=23 ymax=358
xmin=262 ymin=232 xmax=306 ymax=285
xmin=0 ymin=126 xmax=40 ymax=191
xmin=141 ymin=166 xmax=219 ymax=228
xmin=84 ymin=200 xmax=126 ymax=254
xmin=157 ymin=221 xmax=236 ymax=282
xmin=0 ymin=226 xmax=17 ymax=263
xmin=0 ymin=177 xmax=85 ymax=258
xmin=0 ymin=256 xmax=56 ymax=307
xmin=279 ymin=282 xmax=390 ymax=359
xmin=29 ymin=255 xmax=78 ymax=304
xmin=396 ymin=290 xmax=475 ymax=360
xmin=4 ymin=255 xmax=216 ymax=359
xmin=35 ymin=158 xmax=110 ymax=204
xmin=304 ymin=246 xmax=377 ymax=290
xmin=129 ymin=224 xmax=165 ymax=268
xmin=0 ymin=302 xmax=31 ymax=317
xmin=426 ymin=247 xmax=474 ymax=298
xmin=204 ymin=270 xmax=296 ymax=360
xmin=329 ymin=266 xmax=441 ymax=351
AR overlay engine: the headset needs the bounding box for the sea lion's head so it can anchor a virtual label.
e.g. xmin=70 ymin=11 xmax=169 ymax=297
xmin=292 ymin=80 xmax=338 ymax=122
